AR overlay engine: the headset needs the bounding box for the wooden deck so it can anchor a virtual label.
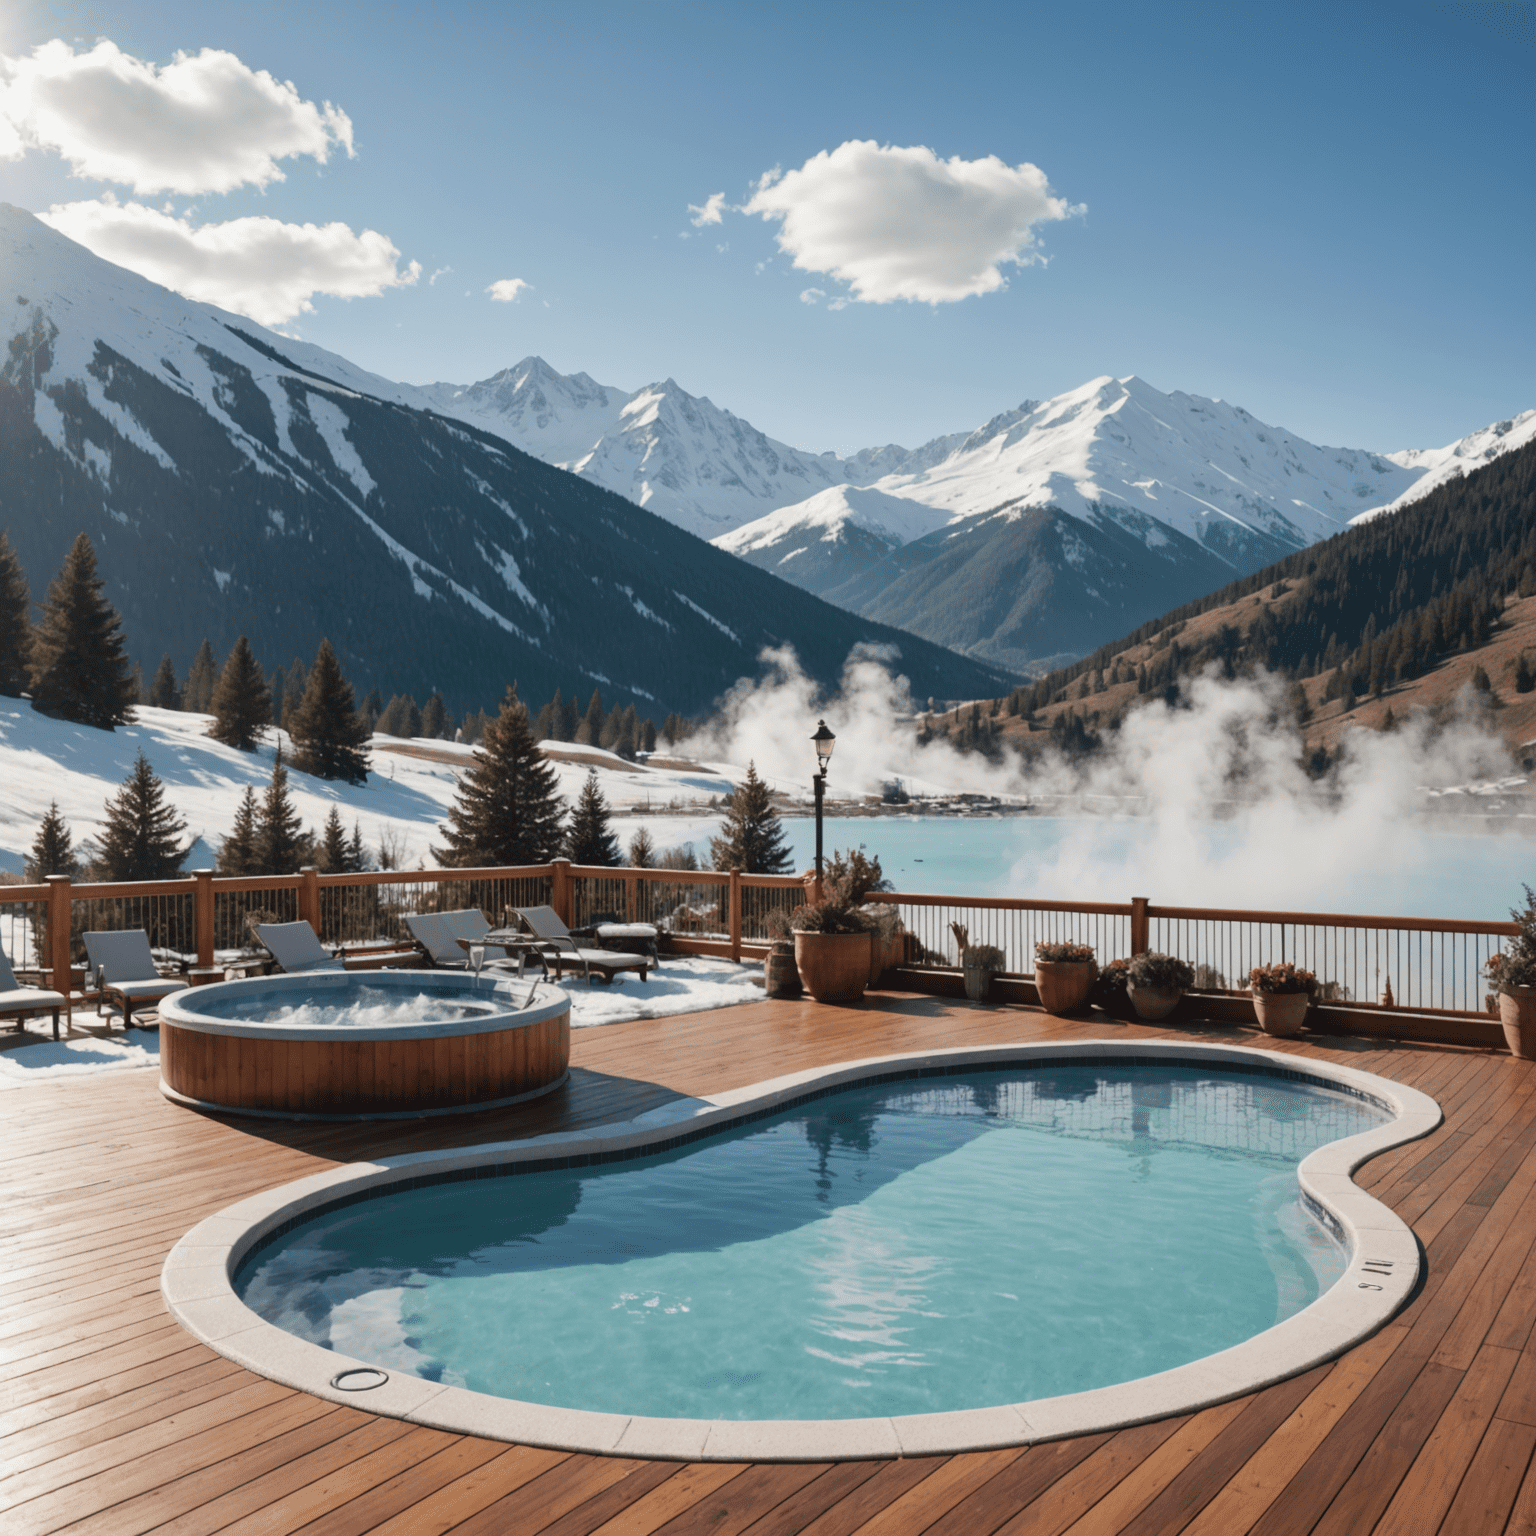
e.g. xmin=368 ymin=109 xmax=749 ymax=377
xmin=5 ymin=992 xmax=1536 ymax=1534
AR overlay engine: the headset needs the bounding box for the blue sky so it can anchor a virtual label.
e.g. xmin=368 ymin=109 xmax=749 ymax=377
xmin=0 ymin=0 xmax=1530 ymax=456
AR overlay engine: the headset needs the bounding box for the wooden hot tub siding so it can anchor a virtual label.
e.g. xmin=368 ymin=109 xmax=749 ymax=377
xmin=160 ymin=1012 xmax=570 ymax=1116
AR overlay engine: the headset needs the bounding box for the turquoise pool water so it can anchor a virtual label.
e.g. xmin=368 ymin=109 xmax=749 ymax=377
xmin=236 ymin=1065 xmax=1387 ymax=1420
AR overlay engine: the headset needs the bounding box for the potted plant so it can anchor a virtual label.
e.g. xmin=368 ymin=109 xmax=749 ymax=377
xmin=1033 ymin=941 xmax=1097 ymax=1016
xmin=764 ymin=938 xmax=801 ymax=999
xmin=827 ymin=849 xmax=901 ymax=986
xmin=1125 ymin=952 xmax=1195 ymax=1022
xmin=1089 ymin=957 xmax=1138 ymax=1021
xmin=771 ymin=861 xmax=875 ymax=1003
xmin=1486 ymin=884 xmax=1536 ymax=1059
xmin=950 ymin=923 xmax=1005 ymax=1002
xmin=1248 ymin=961 xmax=1317 ymax=1037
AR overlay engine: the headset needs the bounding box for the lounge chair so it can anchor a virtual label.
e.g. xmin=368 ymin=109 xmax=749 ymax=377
xmin=82 ymin=930 xmax=189 ymax=1028
xmin=404 ymin=910 xmax=516 ymax=969
xmin=509 ymin=905 xmax=650 ymax=985
xmin=0 ymin=945 xmax=69 ymax=1039
xmin=254 ymin=921 xmax=346 ymax=975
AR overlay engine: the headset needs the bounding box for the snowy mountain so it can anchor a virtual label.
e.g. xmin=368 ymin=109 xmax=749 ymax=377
xmin=1353 ymin=410 xmax=1536 ymax=524
xmin=0 ymin=205 xmax=1009 ymax=716
xmin=712 ymin=376 xmax=1534 ymax=672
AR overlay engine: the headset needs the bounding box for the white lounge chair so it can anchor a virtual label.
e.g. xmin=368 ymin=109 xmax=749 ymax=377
xmin=82 ymin=930 xmax=189 ymax=1028
xmin=0 ymin=945 xmax=69 ymax=1039
xmin=255 ymin=921 xmax=346 ymax=975
xmin=405 ymin=911 xmax=522 ymax=972
xmin=510 ymin=905 xmax=650 ymax=985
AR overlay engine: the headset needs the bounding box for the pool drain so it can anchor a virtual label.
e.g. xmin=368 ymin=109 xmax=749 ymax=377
xmin=330 ymin=1368 xmax=389 ymax=1391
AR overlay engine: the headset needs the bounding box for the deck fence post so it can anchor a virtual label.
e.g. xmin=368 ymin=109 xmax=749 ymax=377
xmin=729 ymin=869 xmax=742 ymax=963
xmin=552 ymin=859 xmax=572 ymax=926
xmin=298 ymin=867 xmax=320 ymax=934
xmin=47 ymin=874 xmax=72 ymax=998
xmin=1131 ymin=896 xmax=1150 ymax=956
xmin=193 ymin=870 xmax=215 ymax=972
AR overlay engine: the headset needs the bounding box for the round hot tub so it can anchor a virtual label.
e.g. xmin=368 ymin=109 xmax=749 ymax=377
xmin=158 ymin=971 xmax=569 ymax=1120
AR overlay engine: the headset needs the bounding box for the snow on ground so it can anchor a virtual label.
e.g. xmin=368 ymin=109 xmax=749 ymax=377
xmin=0 ymin=958 xmax=763 ymax=1088
xmin=0 ymin=703 xmax=755 ymax=874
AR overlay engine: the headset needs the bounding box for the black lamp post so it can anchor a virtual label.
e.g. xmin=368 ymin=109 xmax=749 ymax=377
xmin=811 ymin=719 xmax=836 ymax=896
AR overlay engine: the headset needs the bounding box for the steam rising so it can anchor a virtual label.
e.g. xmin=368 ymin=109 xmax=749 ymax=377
xmin=680 ymin=646 xmax=1518 ymax=909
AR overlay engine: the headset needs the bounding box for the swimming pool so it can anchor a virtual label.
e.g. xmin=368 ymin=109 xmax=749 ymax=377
xmin=164 ymin=1041 xmax=1438 ymax=1459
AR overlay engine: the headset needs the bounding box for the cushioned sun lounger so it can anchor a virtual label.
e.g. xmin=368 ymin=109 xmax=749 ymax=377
xmin=0 ymin=945 xmax=69 ymax=1039
xmin=82 ymin=930 xmax=189 ymax=1027
xmin=254 ymin=921 xmax=346 ymax=975
xmin=510 ymin=905 xmax=649 ymax=985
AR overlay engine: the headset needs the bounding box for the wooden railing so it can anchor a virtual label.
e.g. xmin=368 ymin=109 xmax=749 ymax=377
xmin=0 ymin=868 xmax=1519 ymax=1048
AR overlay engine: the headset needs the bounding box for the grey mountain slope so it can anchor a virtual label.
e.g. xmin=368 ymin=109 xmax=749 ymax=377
xmin=0 ymin=207 xmax=1010 ymax=718
xmin=823 ymin=504 xmax=1261 ymax=675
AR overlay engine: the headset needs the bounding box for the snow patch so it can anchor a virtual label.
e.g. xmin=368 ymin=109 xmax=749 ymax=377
xmin=673 ymin=591 xmax=738 ymax=641
xmin=306 ymin=393 xmax=377 ymax=500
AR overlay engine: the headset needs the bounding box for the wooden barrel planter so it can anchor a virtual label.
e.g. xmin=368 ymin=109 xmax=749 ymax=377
xmin=765 ymin=944 xmax=802 ymax=999
xmin=158 ymin=971 xmax=570 ymax=1119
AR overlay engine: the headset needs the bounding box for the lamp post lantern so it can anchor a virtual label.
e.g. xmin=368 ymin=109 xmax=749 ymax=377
xmin=811 ymin=720 xmax=836 ymax=898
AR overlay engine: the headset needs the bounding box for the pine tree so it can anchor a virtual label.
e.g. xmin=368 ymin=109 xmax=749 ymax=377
xmin=24 ymin=800 xmax=79 ymax=880
xmin=628 ymin=826 xmax=656 ymax=868
xmin=540 ymin=688 xmax=567 ymax=740
xmin=347 ymin=821 xmax=369 ymax=872
xmin=0 ymin=531 xmax=31 ymax=696
xmin=640 ymin=717 xmax=657 ymax=754
xmin=556 ymin=689 xmax=579 ymax=741
xmin=129 ymin=660 xmax=146 ymax=704
xmin=420 ymin=694 xmax=451 ymax=739
xmin=317 ymin=806 xmax=351 ymax=873
xmin=358 ymin=687 xmax=382 ymax=735
xmin=218 ymin=787 xmax=261 ymax=876
xmin=1472 ymin=664 xmax=1493 ymax=694
xmin=93 ymin=752 xmax=188 ymax=880
xmin=208 ymin=636 xmax=272 ymax=750
xmin=613 ymin=704 xmax=638 ymax=760
xmin=565 ymin=769 xmax=621 ymax=865
xmin=29 ymin=533 xmax=136 ymax=728
xmin=709 ymin=761 xmax=792 ymax=874
xmin=279 ymin=657 xmax=307 ymax=731
xmin=183 ymin=639 xmax=216 ymax=714
xmin=533 ymin=699 xmax=556 ymax=740
xmin=661 ymin=712 xmax=683 ymax=746
xmin=288 ymin=640 xmax=370 ymax=783
xmin=458 ymin=708 xmax=488 ymax=745
xmin=255 ymin=749 xmax=310 ymax=874
xmin=149 ymin=653 xmax=180 ymax=710
xmin=599 ymin=701 xmax=623 ymax=750
xmin=575 ymin=688 xmax=603 ymax=746
xmin=1516 ymin=654 xmax=1535 ymax=695
xmin=433 ymin=686 xmax=566 ymax=866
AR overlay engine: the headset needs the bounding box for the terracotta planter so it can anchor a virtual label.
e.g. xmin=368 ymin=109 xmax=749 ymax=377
xmin=1253 ymin=990 xmax=1310 ymax=1037
xmin=765 ymin=945 xmax=801 ymax=999
xmin=1033 ymin=959 xmax=1096 ymax=1016
xmin=963 ymin=965 xmax=995 ymax=1002
xmin=794 ymin=931 xmax=871 ymax=1003
xmin=1128 ymin=984 xmax=1183 ymax=1022
xmin=1499 ymin=987 xmax=1536 ymax=1059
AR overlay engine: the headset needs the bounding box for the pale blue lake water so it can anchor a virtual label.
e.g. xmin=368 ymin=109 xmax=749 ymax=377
xmin=764 ymin=815 xmax=1534 ymax=922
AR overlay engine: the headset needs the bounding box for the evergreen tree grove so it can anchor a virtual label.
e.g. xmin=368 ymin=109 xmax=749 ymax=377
xmin=709 ymin=761 xmax=792 ymax=874
xmin=434 ymin=686 xmax=566 ymax=867
xmin=94 ymin=752 xmax=188 ymax=881
xmin=24 ymin=801 xmax=78 ymax=880
xmin=0 ymin=531 xmax=31 ymax=696
xmin=565 ymin=769 xmax=621 ymax=866
xmin=288 ymin=640 xmax=370 ymax=784
xmin=627 ymin=825 xmax=656 ymax=868
xmin=29 ymin=533 xmax=136 ymax=729
xmin=208 ymin=636 xmax=272 ymax=750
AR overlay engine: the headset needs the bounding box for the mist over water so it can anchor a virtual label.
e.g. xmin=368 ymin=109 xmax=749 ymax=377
xmin=681 ymin=647 xmax=1529 ymax=920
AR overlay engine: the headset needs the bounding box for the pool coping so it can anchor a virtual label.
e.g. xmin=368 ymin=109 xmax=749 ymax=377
xmin=161 ymin=1038 xmax=1441 ymax=1461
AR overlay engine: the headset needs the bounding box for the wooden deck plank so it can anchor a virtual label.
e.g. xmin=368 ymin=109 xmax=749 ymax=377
xmin=2 ymin=996 xmax=1533 ymax=1536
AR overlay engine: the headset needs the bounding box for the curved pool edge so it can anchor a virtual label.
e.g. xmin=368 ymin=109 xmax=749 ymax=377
xmin=161 ymin=1038 xmax=1441 ymax=1462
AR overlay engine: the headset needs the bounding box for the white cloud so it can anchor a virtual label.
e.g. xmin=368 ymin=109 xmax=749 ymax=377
xmin=688 ymin=191 xmax=727 ymax=226
xmin=40 ymin=198 xmax=419 ymax=325
xmin=428 ymin=265 xmax=452 ymax=286
xmin=799 ymin=287 xmax=825 ymax=305
xmin=744 ymin=140 xmax=1081 ymax=304
xmin=0 ymin=39 xmax=353 ymax=195
xmin=486 ymin=278 xmax=529 ymax=303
